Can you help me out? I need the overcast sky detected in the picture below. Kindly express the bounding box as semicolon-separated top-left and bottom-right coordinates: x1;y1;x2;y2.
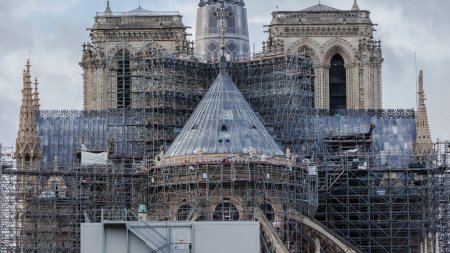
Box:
0;0;449;149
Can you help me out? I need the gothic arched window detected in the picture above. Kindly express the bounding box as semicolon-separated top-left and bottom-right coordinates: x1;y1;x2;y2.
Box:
213;202;240;221
114;49;132;109
329;54;346;112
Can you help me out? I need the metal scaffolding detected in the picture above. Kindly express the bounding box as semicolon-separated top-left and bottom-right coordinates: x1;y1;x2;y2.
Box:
105;49;316;163
0;163;146;252
1;49;450;253
147;156;319;252
315;125;450;253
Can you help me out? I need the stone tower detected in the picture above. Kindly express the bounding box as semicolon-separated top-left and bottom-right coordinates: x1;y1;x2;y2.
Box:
414;70;433;155
81;1;190;110
266;0;383;111
195;0;250;60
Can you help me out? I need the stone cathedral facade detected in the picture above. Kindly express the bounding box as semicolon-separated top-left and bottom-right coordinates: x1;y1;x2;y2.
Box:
266;1;383;111
80;1;190;111
81;1;382;112
10;1;438;252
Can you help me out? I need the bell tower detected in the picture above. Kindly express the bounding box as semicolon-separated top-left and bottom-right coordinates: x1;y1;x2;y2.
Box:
195;0;250;60
81;1;190;110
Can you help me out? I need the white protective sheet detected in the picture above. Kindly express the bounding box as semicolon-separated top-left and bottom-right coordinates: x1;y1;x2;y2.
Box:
81;151;108;165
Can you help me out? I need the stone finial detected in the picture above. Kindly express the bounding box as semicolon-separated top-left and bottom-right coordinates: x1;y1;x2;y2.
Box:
104;1;113;16
414;70;433;156
418;71;425;101
351;0;360;11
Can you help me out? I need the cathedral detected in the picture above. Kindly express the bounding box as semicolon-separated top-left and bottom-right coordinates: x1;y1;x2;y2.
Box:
2;1;446;253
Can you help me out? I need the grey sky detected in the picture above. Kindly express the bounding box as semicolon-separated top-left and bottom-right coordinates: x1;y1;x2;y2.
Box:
0;0;449;148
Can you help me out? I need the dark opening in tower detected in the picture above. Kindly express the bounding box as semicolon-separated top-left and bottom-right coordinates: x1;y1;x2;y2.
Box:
329;54;346;112
114;49;132;109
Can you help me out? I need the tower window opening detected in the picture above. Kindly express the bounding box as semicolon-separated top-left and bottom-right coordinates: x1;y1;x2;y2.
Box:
329;54;346;112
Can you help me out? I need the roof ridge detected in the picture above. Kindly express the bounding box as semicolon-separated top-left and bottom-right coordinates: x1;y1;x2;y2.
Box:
300;3;341;12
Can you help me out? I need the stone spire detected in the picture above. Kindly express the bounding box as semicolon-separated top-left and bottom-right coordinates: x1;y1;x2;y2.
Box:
351;0;360;11
104;1;113;16
32;77;40;112
414;70;433;155
15;59;41;169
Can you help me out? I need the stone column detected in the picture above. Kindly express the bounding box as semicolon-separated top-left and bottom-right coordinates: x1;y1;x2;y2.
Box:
345;63;353;109
314;237;321;253
436;232;440;253
322;64;331;110
314;65;325;109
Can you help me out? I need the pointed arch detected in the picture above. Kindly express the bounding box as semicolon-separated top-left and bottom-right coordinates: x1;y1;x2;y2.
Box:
136;42;165;58
287;38;322;65
108;43;137;59
323;38;355;64
322;38;356;110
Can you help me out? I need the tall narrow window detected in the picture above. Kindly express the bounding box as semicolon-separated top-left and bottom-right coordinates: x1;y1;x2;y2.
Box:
329;54;346;112
114;49;132;109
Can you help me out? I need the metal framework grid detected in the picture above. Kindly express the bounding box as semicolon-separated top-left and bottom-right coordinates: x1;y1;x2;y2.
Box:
105;49;316;163
0;163;146;252
315;125;450;253
147;157;318;252
1;48;450;252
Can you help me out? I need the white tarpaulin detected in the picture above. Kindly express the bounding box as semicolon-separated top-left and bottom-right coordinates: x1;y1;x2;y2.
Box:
81;152;108;165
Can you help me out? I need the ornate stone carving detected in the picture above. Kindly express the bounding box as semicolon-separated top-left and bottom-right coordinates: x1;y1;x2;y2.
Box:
268;5;382;110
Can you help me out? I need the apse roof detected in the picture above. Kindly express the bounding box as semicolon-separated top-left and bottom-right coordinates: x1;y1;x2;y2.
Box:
300;4;340;12
165;61;284;158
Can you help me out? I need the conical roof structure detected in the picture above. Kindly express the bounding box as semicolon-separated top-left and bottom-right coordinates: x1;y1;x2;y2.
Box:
165;60;284;158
